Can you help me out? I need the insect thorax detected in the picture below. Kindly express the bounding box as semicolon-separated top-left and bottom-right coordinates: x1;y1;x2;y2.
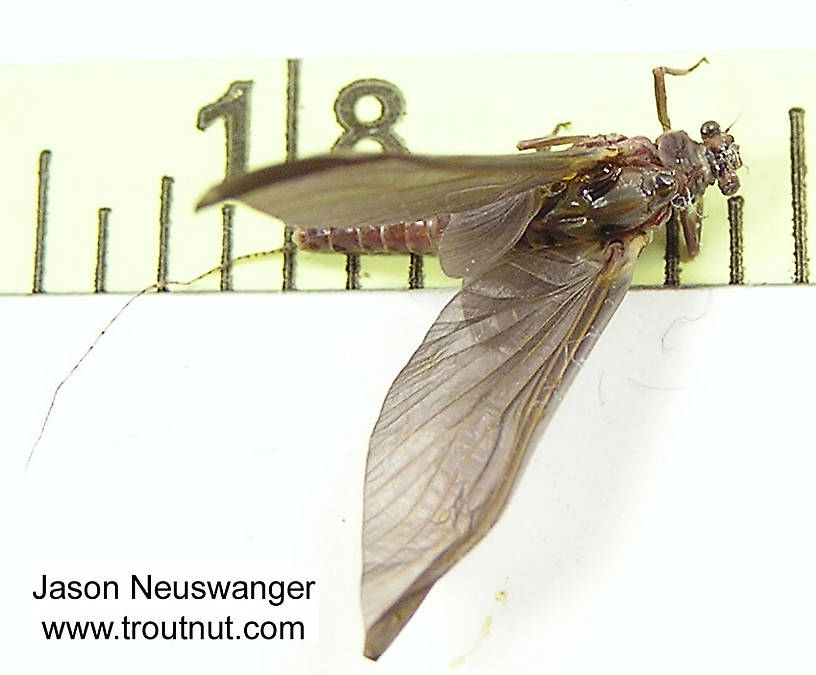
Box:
527;139;679;247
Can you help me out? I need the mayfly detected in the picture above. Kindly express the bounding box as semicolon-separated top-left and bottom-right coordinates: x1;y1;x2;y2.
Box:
197;58;741;660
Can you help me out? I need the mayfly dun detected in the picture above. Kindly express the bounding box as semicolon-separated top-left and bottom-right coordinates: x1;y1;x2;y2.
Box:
197;58;742;660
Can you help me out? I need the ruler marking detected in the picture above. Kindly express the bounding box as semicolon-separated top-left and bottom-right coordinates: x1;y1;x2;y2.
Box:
32;150;52;294
345;254;360;290
94;207;111;293
663;211;681;287
282;59;301;291
728;196;745;285
345;254;361;290
285;60;300;163
220;204;234;291
157;176;173;292
789;107;810;284
408;252;424;290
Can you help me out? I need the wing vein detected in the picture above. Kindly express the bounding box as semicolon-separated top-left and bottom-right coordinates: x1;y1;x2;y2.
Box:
364;275;592;515
363;270;598;557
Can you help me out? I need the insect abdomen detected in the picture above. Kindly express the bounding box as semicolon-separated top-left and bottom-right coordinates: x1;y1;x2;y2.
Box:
294;216;449;254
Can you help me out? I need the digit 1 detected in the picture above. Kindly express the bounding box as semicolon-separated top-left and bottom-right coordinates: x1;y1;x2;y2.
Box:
197;80;253;180
197;81;253;291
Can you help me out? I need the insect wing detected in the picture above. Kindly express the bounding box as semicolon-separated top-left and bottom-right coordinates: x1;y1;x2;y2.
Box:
361;238;644;659
437;188;543;278
195;147;617;233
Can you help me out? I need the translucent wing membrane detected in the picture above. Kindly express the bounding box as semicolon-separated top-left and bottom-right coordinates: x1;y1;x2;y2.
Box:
437;189;543;278
361;239;643;659
195;147;617;232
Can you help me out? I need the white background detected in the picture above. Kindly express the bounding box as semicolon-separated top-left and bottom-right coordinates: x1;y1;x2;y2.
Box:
3;2;816;674
3;288;816;674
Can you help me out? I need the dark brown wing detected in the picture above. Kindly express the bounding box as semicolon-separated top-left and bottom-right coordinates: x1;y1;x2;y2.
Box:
361;236;649;659
195;148;616;228
196;147;617;276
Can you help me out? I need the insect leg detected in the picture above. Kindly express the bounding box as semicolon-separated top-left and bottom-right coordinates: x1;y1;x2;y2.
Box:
679;198;705;258
550;120;572;136
652;57;708;132
517;133;590;151
517;121;589;151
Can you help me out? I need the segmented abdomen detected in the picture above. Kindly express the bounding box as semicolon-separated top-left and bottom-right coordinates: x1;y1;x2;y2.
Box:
294;215;449;254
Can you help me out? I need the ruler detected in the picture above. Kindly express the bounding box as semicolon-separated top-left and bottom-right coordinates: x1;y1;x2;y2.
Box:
2;52;812;294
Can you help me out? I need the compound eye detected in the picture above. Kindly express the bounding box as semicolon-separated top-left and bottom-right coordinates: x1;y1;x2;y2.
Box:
700;120;720;138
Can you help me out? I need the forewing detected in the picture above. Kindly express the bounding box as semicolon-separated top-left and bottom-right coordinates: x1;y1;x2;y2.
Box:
361;238;643;659
195;146;617;231
437;188;543;278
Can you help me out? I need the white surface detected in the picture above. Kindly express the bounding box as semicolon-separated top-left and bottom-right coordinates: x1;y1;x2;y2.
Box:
1;1;815;62
2;286;815;673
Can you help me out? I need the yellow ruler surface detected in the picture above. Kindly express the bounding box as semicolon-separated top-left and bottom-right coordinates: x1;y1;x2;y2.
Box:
1;52;812;294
